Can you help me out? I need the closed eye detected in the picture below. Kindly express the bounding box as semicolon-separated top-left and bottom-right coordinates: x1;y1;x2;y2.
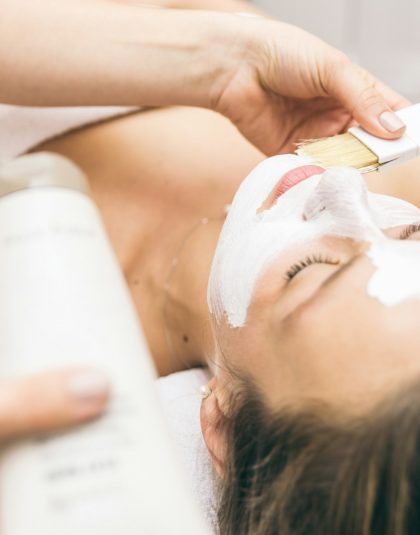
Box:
285;254;340;282
400;223;420;240
285;222;420;283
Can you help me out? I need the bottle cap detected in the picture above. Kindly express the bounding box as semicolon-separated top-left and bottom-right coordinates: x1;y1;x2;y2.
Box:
0;152;88;197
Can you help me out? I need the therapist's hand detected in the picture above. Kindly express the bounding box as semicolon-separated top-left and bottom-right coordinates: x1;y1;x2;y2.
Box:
0;369;109;439
213;17;410;155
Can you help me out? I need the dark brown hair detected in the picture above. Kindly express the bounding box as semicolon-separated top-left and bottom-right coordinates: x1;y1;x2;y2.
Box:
217;378;420;535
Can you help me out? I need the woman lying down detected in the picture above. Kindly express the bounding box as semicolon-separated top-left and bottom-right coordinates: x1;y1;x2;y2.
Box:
8;105;420;535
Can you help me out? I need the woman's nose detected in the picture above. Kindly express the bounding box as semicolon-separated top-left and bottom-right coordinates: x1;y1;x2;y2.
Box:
303;167;367;219
303;167;384;241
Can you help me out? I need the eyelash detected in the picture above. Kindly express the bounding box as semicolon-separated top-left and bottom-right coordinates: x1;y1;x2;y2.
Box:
400;223;420;240
285;254;340;281
285;224;420;282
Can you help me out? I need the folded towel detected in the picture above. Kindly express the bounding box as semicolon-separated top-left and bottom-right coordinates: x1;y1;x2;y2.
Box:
156;368;217;532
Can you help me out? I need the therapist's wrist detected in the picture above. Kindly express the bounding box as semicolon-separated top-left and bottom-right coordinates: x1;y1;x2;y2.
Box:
145;10;253;111
206;12;263;112
122;7;266;111
108;7;248;110
202;13;246;109
174;0;265;15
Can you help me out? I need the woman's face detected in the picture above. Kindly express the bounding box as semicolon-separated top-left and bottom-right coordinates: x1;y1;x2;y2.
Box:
208;155;420;413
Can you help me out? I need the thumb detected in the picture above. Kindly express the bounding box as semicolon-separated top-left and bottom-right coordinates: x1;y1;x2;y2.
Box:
325;57;406;139
0;368;110;439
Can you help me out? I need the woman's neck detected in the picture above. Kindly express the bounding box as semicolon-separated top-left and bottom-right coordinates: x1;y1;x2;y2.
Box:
164;217;224;371
140;215;224;376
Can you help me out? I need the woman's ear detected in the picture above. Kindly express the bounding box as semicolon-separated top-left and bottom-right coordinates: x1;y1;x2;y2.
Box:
200;377;227;478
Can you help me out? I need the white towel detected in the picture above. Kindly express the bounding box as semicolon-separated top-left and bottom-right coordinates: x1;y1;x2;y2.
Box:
156;368;218;532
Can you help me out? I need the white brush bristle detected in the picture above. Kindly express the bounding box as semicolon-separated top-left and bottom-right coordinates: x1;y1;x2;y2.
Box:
296;133;379;173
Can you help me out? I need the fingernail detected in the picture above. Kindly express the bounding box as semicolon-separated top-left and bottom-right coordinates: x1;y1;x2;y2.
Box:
379;111;405;133
67;371;109;400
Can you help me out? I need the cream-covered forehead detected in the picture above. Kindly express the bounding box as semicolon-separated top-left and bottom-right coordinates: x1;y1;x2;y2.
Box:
367;241;420;306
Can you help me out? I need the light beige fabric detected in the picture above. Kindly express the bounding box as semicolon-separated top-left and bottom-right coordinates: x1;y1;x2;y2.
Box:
0;104;137;161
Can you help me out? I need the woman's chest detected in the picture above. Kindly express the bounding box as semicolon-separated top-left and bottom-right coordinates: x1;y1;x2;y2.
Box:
34;106;259;270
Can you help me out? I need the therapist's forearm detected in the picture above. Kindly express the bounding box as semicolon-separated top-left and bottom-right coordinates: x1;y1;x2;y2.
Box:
0;0;244;108
152;0;265;15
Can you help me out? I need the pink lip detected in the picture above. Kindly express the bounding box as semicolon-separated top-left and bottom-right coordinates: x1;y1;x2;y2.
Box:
259;165;325;213
274;165;325;199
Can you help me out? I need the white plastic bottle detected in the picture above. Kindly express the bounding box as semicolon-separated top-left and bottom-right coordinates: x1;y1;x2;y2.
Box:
0;153;210;535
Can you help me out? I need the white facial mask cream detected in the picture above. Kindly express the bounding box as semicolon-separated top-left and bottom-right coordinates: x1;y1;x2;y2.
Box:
208;155;420;327
367;240;420;306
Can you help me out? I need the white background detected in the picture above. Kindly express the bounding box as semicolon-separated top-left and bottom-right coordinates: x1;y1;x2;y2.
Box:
252;0;420;102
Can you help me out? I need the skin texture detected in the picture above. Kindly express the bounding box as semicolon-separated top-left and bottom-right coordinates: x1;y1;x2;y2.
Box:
213;234;420;413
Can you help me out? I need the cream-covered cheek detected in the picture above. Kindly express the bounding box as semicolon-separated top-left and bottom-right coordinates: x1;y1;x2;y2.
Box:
207;156;420;328
366;241;420;306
